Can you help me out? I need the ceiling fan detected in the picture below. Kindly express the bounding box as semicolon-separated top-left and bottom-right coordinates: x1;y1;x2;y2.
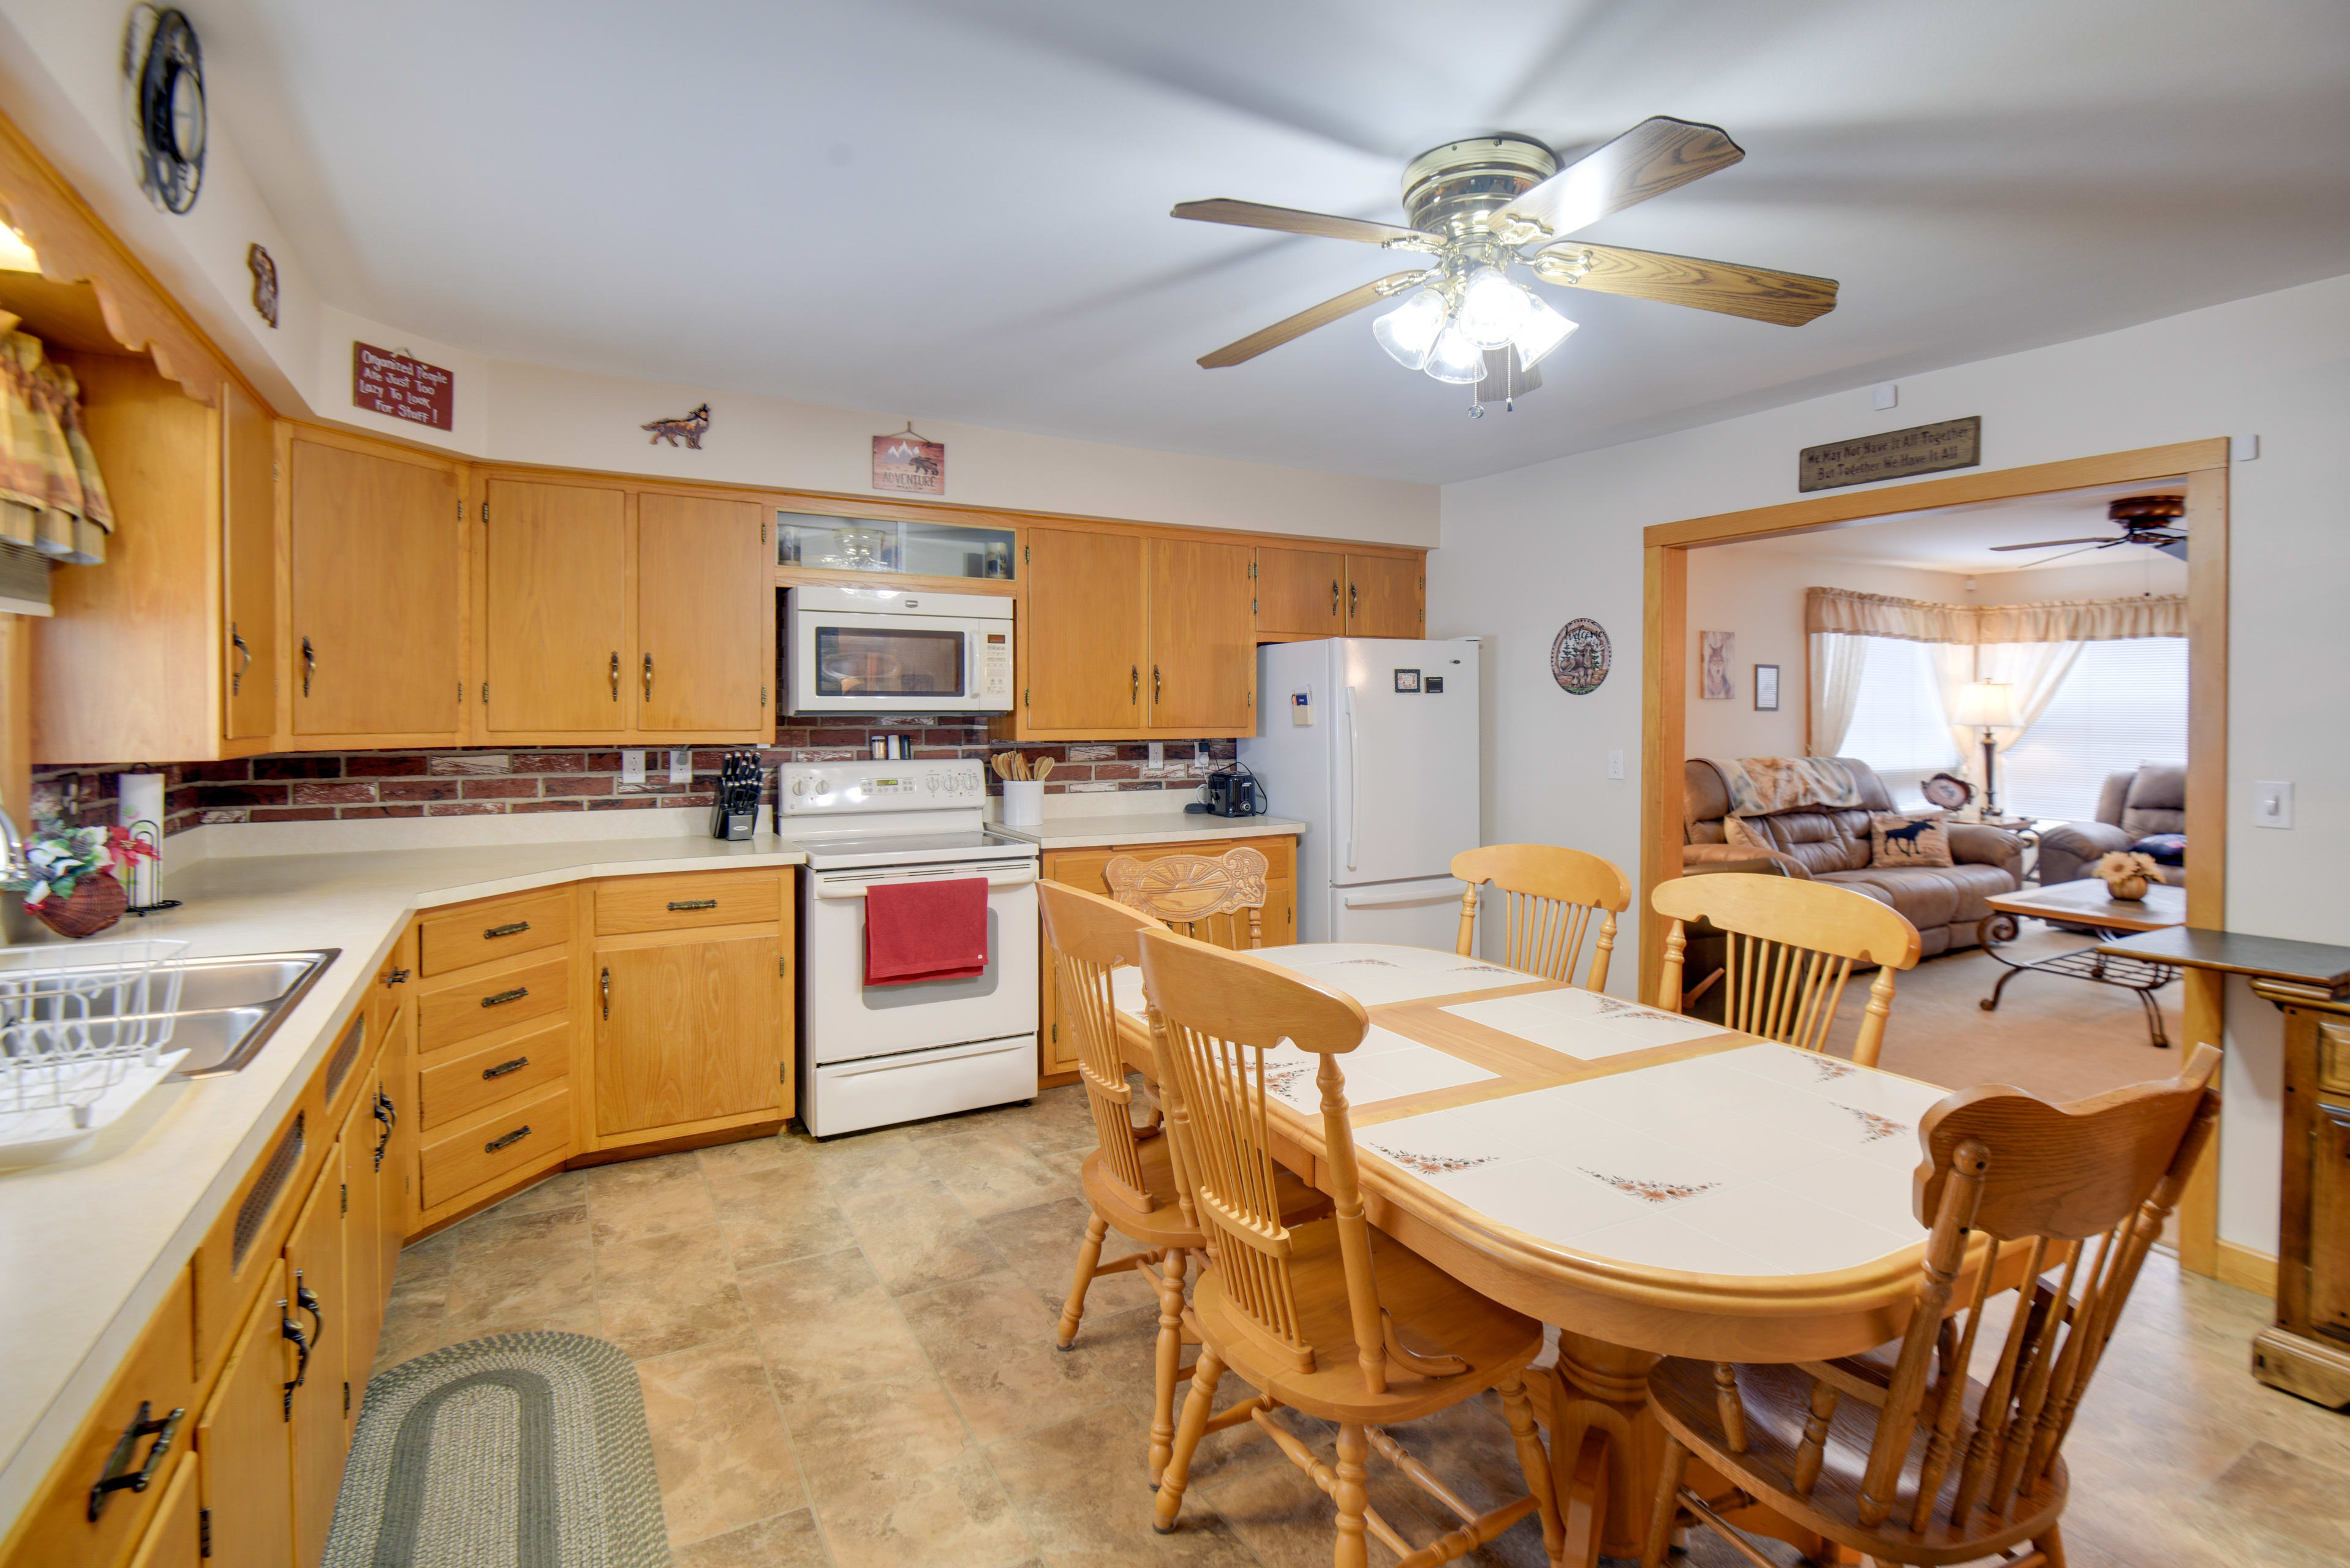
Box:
1171;116;1838;409
1991;494;2188;562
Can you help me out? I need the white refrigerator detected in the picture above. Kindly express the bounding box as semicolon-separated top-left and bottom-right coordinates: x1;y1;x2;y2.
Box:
1239;638;1480;950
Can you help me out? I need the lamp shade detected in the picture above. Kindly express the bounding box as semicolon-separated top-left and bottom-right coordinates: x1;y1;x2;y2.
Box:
1952;680;2015;729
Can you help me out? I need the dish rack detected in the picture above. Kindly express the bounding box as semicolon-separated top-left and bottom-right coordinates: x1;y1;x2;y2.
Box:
0;939;189;1157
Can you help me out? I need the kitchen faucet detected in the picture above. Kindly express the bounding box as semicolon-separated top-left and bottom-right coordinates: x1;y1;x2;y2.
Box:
0;801;29;884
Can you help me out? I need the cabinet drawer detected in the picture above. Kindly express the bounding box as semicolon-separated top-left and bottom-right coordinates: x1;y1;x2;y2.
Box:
418;956;569;1052
420;1080;572;1209
2320;1019;2350;1095
418;892;572;975
2;1269;194;1568
420;1017;571;1130
596;872;781;935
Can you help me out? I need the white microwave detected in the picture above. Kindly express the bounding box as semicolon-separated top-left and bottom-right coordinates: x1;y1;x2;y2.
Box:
785;584;1014;715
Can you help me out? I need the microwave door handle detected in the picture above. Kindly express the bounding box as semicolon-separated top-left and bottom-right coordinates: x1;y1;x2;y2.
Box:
968;630;979;698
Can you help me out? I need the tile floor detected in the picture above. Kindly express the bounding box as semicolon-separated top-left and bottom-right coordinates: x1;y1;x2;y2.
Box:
373;1083;2349;1568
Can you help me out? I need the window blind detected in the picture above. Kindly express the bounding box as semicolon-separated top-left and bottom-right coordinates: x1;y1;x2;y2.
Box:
1999;638;2188;820
1837;636;1959;810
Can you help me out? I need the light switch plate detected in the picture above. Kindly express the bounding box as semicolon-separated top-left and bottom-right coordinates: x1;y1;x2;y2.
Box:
668;748;692;785
1148;742;1163;769
1872;382;1899;411
2253;780;2293;828
1607;748;1625;780
620;749;646;785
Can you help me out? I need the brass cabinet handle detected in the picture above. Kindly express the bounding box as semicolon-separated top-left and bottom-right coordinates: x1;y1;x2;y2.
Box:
1331;579;1340;617
1130;665;1139;704
85;1402;184;1521
481;1056;530;1080
667;899;717;911
600;965;611;1021
300;636;315;697
1349;581;1359;619
484;1125;533;1155
372;1089;393;1170
1153;665;1162;703
279;1298;311;1401
479;986;528;1008
610;650;621;701
483;921;530;939
383;967;410;987
642;652;654;700
230;625;252;694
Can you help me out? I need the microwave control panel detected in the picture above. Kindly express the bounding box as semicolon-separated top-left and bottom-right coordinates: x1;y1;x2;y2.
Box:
779;760;989;815
980;630;1013;701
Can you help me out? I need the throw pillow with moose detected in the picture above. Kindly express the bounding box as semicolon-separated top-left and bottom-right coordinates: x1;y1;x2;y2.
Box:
1870;812;1954;868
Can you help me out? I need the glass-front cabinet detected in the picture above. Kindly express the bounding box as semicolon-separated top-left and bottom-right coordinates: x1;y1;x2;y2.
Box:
776;510;1016;581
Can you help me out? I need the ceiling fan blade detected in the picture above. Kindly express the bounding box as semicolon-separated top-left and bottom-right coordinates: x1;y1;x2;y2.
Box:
1172;199;1440;249
1196;270;1429;368
1492;116;1744;243
1529;242;1837;326
1988;537;2126;551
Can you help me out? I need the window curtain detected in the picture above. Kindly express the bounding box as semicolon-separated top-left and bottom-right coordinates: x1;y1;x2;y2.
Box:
0;329;113;565
1807;632;1870;756
1806;586;2185;643
1932;640;2087;791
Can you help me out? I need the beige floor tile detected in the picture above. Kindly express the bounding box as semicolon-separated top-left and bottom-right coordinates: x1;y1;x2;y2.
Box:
671;1506;830;1568
440;1205;595;1338
637;1333;807;1549
586;1150;717;1245
788;1373;979;1503
597;1223;752;1359
922;1128;1082;1219
807;1128;938;1197
369;1273;448;1377
810;1450;1033;1568
707;1159;858;1273
897;1272;1127;1442
387;1227;459;1284
986;1402;1259;1568
697;1132;816;1178
739;1246;932;1406
842;1178;1006;1295
978;1194;1161;1324
481;1164;593;1216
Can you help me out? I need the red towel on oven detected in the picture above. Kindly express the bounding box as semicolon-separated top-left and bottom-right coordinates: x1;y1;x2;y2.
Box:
864;876;990;986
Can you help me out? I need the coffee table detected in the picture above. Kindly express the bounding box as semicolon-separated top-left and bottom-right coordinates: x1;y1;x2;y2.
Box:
1980;878;2186;1046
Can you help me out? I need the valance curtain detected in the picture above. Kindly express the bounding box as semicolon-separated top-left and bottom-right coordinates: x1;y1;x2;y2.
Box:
0;326;113;565
1804;586;2186;643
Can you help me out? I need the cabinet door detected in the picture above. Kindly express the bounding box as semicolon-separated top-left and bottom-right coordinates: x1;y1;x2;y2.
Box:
1148;538;1255;730
637;492;768;733
289;440;461;737
482;480;629;734
221;380;276;739
2311;1102;2350;1339
595;935;784;1135
1256;546;1344;637
339;1093;388;1404
283;1165;348;1568
196;1262;295;1568
1345;554;1422;638
125;1453;202;1568
1025;528;1146;730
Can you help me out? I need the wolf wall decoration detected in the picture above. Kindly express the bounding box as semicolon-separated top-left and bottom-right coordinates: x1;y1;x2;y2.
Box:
642;402;712;448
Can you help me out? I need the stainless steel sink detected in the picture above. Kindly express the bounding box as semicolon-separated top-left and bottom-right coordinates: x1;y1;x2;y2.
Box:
142;950;339;1077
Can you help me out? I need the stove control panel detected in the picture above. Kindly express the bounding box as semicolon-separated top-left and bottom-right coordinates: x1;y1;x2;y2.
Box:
779;759;989;815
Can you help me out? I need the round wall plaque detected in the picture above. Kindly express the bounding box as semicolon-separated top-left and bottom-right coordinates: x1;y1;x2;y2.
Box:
1550;618;1611;694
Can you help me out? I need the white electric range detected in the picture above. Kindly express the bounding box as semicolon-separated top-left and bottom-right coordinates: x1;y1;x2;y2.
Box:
780;759;1040;1137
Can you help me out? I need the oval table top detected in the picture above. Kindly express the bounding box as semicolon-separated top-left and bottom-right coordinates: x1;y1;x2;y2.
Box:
1110;940;1961;1364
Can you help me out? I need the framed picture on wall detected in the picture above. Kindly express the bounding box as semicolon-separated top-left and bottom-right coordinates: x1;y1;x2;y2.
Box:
1699;631;1734;699
1755;663;1780;710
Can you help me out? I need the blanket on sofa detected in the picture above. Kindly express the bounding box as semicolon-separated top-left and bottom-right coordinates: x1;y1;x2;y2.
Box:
1707;756;1865;816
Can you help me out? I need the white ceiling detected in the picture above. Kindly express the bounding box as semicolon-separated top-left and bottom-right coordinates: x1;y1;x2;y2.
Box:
1744;480;2190;571
194;0;2350;484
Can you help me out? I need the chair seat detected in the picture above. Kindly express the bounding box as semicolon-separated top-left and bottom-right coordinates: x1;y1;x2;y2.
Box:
1194;1217;1544;1426
1649;1354;2068;1567
1082;1127;1329;1252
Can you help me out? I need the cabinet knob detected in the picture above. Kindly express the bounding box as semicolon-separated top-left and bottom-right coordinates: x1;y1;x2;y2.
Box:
610;651;621;701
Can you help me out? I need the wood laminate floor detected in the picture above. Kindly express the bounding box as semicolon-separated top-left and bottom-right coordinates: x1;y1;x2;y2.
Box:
375;1078;2345;1568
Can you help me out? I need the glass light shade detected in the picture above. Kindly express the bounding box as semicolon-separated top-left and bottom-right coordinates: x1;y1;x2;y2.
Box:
1952;680;2015;729
1370;287;1446;370
1457;265;1530;349
1513;295;1579;371
0;227;37;274
1422;322;1486;383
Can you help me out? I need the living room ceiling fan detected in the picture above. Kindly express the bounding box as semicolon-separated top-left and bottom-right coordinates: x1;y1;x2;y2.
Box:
1991;494;2188;562
1171;116;1838;410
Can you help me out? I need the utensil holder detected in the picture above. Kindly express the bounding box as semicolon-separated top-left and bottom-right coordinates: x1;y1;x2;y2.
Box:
1000;780;1044;827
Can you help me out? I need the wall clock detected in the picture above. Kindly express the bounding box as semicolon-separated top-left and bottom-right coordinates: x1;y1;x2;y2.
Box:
124;7;206;214
1550;617;1611;694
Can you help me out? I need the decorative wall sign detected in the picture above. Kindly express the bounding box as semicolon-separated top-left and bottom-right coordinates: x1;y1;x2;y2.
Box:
352;342;453;430
872;421;945;494
1549;617;1611;694
1799;416;1981;492
1699;631;1734;699
1753;663;1780;711
641;402;711;448
246;243;278;326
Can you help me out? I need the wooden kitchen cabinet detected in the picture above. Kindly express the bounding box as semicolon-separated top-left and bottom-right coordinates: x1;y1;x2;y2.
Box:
594;932;785;1136
1148;537;1255;730
194;1264;296;1568
123;1453;202;1568
287;432;464;744
282;1163;349;1568
337;1091;390;1417
222;379;279;740
1343;553;1423;638
479;478;630;736
1255;545;1345;637
637;492;772;737
1022;527;1147;733
2254;983;2350;1408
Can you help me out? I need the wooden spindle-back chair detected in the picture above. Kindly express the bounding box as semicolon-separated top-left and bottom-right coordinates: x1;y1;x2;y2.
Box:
1451;843;1632;990
1035;881;1324;1485
1639;1044;2222;1568
1139;929;1565;1568
1105;846;1271;949
1651;871;1922;1068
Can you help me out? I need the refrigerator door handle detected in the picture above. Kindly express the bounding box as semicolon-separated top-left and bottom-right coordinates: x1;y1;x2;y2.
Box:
1342;684;1359;872
1339;886;1464;910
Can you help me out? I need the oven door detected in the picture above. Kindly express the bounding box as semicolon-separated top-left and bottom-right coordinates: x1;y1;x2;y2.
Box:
804;859;1039;1063
786;606;1013;715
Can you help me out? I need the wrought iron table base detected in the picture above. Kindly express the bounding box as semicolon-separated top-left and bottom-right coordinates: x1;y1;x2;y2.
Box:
1979;911;2178;1047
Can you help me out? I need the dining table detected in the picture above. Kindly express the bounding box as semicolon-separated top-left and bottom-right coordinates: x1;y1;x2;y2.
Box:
1107;940;1960;1568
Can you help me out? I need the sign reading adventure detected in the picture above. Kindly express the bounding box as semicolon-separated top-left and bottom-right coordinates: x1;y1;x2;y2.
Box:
352;343;454;431
871;423;945;495
1799;416;1980;492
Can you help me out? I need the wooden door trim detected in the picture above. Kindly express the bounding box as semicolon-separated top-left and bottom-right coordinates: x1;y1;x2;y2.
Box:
1639;438;2231;1276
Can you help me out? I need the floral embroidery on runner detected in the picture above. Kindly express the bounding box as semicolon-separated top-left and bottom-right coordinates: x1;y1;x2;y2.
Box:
1839;1106;1906;1142
1326;959;1403;968
1261;1063;1316;1101
1579;1168;1720;1205
1590;996;1686;1026
1451;963;1518;976
1372;1144;1500;1177
1805;1055;1859;1082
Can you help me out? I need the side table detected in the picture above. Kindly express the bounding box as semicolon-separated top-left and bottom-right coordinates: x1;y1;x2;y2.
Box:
1979;879;2186;1047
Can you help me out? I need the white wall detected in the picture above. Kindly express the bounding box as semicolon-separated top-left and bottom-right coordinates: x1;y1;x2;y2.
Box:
1432;271;2350;1256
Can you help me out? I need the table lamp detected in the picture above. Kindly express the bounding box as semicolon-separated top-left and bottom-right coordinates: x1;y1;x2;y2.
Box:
1951;680;2014;818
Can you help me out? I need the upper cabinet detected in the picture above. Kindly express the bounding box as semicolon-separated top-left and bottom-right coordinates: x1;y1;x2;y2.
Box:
1258;545;1422;640
287;434;464;743
635;493;769;737
1022;527;1146;733
1147;537;1255;731
1343;552;1424;638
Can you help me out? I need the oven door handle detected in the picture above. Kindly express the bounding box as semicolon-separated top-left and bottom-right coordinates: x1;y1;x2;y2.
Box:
815;869;1038;900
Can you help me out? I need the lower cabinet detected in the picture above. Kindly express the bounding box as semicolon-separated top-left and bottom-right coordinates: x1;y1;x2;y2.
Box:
194;1261;297;1568
594;935;785;1135
284;1164;349;1568
124;1456;202;1568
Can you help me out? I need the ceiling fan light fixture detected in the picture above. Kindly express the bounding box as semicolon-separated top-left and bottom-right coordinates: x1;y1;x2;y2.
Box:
1513;295;1579;371
1457;265;1529;349
1423;322;1486;383
1371;287;1447;370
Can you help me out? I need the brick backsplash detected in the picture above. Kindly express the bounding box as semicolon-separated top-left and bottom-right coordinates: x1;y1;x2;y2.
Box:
30;720;1241;836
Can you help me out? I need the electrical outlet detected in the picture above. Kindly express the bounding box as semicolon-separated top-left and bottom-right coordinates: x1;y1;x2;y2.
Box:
2253;780;2293;828
1607;748;1625;780
668;748;692;785
620;749;646;785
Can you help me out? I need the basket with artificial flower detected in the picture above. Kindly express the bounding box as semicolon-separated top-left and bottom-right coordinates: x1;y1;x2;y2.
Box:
5;825;158;938
2091;849;2163;902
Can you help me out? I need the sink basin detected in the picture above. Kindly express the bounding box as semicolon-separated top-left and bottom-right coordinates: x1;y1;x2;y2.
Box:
146;950;340;1077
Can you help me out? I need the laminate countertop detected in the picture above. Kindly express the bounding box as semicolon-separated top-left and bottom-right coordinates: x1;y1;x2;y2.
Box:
985;810;1309;851
0;832;808;1528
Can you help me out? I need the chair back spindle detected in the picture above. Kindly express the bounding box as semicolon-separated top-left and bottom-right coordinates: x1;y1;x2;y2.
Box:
1105;848;1271;950
1451;844;1631;990
1038;881;1175;1212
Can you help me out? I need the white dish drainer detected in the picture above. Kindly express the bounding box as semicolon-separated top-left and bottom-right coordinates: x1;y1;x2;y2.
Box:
0;940;191;1155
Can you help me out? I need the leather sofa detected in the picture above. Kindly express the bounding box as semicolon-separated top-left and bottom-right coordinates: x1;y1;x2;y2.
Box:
1682;757;2025;957
2036;764;2186;887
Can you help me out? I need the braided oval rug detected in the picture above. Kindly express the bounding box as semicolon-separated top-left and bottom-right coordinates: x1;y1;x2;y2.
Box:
325;1332;671;1568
